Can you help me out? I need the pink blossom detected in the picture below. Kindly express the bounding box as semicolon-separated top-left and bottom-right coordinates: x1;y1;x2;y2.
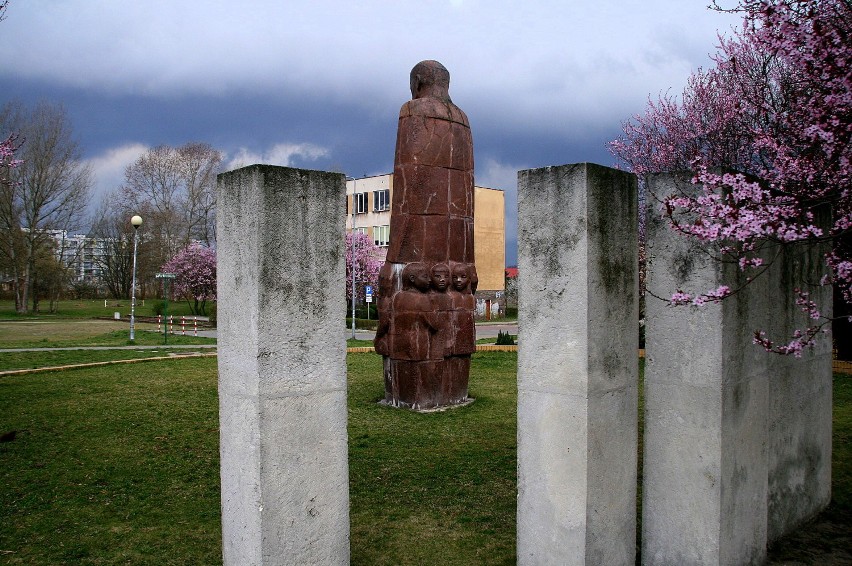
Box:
161;243;217;316
611;0;850;355
1;134;22;184
346;232;384;302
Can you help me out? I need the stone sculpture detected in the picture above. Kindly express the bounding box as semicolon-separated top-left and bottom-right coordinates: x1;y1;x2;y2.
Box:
375;60;476;410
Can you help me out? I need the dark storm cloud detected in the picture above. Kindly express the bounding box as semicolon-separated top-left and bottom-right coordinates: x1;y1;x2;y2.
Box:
0;1;743;263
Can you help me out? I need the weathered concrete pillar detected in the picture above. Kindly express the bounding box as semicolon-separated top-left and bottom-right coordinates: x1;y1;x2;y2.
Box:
517;163;638;565
764;217;833;543
216;165;349;566
643;172;832;564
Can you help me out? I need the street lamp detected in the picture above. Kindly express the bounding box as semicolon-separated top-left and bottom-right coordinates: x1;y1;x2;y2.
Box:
129;215;143;342
349;177;357;340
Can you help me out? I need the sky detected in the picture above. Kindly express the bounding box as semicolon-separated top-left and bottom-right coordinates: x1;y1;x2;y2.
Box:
0;1;743;265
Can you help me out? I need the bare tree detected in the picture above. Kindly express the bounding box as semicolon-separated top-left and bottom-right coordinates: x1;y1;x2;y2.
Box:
121;142;221;277
177;142;219;246
89;193;139;300
0;101;92;313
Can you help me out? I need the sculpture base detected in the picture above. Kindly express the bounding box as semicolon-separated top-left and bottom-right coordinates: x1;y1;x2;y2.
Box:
382;356;471;410
378;396;475;413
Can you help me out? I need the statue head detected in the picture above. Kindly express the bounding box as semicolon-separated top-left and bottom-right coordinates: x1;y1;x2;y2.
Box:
451;263;470;292
469;264;479;294
410;60;451;102
402;262;431;293
430;263;450;292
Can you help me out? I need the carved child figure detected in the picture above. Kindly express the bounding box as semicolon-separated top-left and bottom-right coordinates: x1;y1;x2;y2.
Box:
384;263;443;407
449;262;476;356
390;263;437;361
430;263;453;357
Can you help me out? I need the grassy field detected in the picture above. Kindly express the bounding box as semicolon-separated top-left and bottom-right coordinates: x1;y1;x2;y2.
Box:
0;299;202;320
0;323;216;350
0;353;518;565
347;352;517;565
0;349;215;373
0;320;849;564
0;358;222;564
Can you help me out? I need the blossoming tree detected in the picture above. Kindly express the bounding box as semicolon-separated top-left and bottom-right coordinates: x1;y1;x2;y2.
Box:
346;231;383;304
161;243;216;316
610;0;851;356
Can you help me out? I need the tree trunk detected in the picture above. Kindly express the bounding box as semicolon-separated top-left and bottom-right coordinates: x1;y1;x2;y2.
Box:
18;258;30;314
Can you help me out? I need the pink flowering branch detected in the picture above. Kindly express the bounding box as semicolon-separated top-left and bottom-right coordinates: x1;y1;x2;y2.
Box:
1;134;23;185
610;0;850;356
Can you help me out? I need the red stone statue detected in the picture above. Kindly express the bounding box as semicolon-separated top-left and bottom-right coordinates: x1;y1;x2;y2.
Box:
376;60;476;410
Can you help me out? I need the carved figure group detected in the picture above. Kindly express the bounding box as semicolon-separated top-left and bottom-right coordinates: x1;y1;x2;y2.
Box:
375;261;477;408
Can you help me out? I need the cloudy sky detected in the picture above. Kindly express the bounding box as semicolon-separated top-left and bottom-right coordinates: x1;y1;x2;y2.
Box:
0;1;743;264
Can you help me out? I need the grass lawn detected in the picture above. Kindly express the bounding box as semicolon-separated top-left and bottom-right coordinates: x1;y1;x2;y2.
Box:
0;323;216;350
0;299;201;320
0;349;215;373
0;352;849;564
0;358;222;565
347;352;517;565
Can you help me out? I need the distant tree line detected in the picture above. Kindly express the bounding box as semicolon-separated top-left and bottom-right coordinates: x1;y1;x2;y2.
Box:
0;96;223;314
90;142;222;306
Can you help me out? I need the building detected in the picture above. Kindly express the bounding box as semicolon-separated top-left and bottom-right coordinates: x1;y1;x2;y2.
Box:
346;174;506;318
45;230;109;283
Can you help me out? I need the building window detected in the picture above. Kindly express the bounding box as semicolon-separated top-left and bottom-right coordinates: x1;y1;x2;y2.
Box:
374;225;390;247
373;189;390;211
353;227;368;236
354;192;368;214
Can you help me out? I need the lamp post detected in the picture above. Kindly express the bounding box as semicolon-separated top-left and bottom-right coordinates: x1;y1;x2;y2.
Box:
350;177;357;340
129;215;143;342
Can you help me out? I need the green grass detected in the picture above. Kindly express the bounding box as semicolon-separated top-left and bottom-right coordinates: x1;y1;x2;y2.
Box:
0;358;222;564
833;373;852;510
0;349;213;373
0;351;848;564
0;325;215;349
347;352;517;565
0;299;202;320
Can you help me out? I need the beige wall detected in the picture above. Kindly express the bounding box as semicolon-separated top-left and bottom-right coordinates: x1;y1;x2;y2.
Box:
346;174;505;292
473;186;505;292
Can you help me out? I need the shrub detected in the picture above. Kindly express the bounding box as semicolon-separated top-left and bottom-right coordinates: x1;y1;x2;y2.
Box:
495;330;515;345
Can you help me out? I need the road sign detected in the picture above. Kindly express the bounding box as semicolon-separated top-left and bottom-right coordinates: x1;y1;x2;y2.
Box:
365;285;373;303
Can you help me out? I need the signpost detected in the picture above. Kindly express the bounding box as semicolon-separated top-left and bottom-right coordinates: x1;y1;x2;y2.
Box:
156;273;176;344
365;285;373;320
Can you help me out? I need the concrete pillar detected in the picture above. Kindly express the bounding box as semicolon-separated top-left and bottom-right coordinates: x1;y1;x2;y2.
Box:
643;172;832;564
517;163;638;565
216;165;349;566
765;224;833;543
